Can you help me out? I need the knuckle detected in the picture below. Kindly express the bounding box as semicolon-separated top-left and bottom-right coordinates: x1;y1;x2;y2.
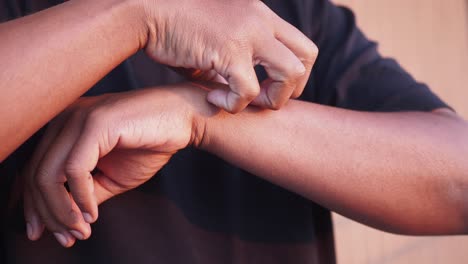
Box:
284;61;306;79
305;41;319;62
251;0;272;18
228;67;259;102
239;88;259;102
291;89;303;99
64;161;84;181
35;169;52;191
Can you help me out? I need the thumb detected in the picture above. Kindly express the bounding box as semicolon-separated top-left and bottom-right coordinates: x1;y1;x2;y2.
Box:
92;172;123;206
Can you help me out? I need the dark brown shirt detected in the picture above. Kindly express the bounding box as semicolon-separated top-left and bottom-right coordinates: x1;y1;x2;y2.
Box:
0;1;448;263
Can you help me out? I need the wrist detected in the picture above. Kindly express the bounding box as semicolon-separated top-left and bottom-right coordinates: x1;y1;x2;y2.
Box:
177;84;221;150
135;0;163;51
111;0;150;50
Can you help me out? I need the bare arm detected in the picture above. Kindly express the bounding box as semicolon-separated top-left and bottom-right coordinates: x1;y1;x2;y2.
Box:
0;0;317;161
0;0;147;161
25;84;468;247
199;89;468;235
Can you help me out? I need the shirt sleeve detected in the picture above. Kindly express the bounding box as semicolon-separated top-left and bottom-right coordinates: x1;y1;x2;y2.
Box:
299;0;451;112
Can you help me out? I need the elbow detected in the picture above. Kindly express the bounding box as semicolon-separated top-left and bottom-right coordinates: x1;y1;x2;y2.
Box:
431;110;468;234
444;169;468;235
377;164;468;236
427;148;468;235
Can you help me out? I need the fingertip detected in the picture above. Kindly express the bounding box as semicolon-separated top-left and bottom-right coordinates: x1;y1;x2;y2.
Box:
26;213;45;241
252;80;290;110
207;89;251;114
207;89;229;112
73;221;92;240
53;232;68;247
54;231;76;248
26;222;33;240
69;230;84;240
83;212;97;224
70;227;92;241
37;223;45;239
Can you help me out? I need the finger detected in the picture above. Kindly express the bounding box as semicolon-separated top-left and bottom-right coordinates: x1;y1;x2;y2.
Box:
273;18;319;98
92;171;119;205
64;117;109;224
253;40;305;109
29;169;79;247
23;187;44;241
35;114;92;239
23;113;70;240
30;185;78;247
208;58;260;113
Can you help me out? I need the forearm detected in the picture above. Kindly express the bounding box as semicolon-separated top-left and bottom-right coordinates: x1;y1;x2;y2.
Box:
197;94;468;235
0;0;147;160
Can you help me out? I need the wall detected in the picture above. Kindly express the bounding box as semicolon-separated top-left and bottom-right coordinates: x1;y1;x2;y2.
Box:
331;1;468;263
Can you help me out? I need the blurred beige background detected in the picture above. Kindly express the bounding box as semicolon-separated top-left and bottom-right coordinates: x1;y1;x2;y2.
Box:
331;0;468;263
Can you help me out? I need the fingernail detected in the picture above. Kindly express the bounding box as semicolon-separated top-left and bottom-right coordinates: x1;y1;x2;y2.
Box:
29;214;43;240
69;230;84;240
26;222;33;240
83;212;93;223
53;232;68;247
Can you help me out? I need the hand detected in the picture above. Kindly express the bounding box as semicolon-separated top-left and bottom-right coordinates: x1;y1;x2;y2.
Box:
23;84;209;247
141;0;318;112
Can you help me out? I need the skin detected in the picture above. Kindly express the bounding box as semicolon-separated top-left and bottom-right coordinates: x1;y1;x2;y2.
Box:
23;82;468;248
0;0;317;162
